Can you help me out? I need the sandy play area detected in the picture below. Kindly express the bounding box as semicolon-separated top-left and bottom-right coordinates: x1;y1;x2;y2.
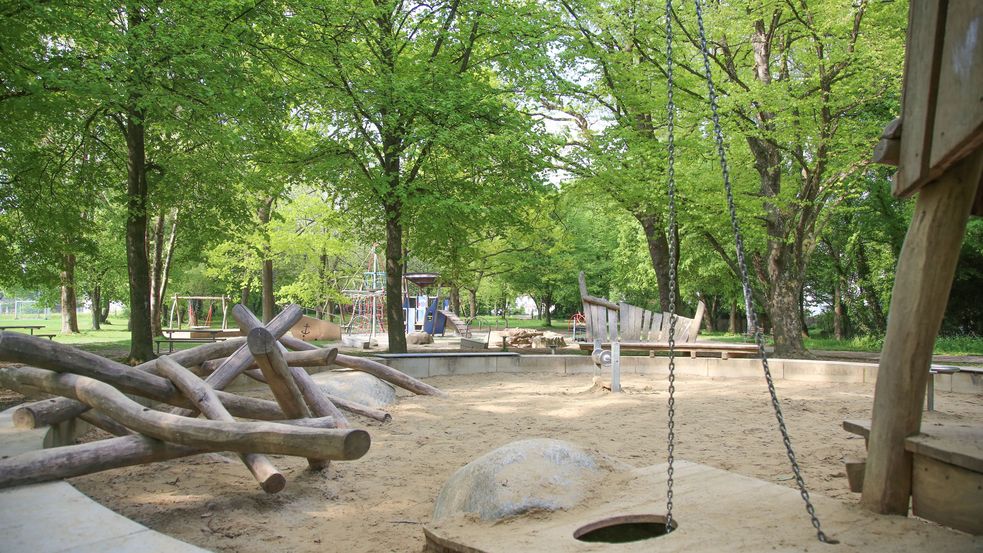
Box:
68;370;983;552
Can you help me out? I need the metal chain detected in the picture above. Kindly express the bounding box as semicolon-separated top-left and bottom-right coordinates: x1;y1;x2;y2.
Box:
663;0;679;535
689;0;831;543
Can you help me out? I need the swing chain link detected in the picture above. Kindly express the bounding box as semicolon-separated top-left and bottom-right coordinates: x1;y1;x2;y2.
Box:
663;0;678;534
688;0;831;543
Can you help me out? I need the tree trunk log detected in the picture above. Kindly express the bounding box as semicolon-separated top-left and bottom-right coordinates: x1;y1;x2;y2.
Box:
0;434;206;489
157;356;285;493
247;328;329;470
1;366;370;459
90;285;101;331
280;335;445;397
233;305;348;429
385;199;407;353
205;305;302;390
199;347;339;376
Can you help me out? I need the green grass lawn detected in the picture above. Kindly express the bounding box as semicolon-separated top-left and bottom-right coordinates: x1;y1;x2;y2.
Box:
3;315;979;357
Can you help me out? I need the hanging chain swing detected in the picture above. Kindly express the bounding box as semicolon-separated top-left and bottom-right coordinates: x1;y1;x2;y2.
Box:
661;0;833;543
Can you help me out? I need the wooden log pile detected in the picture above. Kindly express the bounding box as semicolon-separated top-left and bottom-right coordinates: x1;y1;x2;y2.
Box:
0;304;444;493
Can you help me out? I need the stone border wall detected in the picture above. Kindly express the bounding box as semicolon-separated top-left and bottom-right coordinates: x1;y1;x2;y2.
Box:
377;354;983;395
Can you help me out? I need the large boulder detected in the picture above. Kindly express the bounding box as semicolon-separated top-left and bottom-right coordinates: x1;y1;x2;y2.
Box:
407;331;434;345
314;370;397;408
432;439;613;522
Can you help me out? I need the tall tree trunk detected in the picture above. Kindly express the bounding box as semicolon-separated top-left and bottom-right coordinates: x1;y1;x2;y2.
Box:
149;209;178;336
124;104;154;363
728;298;738;334
450;286;461;315
384;199;407;353
833;278;844;340
101;303;111;324
636;212;676;312
257;197;275;323
149;212;164;336
90;285;101;330
543;290;553;327
60;253;80;334
855;241;887;333
766;273;808;357
466;288;478;319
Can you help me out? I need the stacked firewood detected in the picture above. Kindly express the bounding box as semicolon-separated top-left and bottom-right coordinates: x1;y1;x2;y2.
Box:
0;304;444;493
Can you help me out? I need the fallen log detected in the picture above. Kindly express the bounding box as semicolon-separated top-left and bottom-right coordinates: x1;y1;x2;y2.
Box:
78;409;132;436
0;366;370;459
12;338;248;429
321;392;392;423
0;434;207;489
199;347;340;378
157;356;286;494
280;335;446;397
13;397;89;430
1;365;294;423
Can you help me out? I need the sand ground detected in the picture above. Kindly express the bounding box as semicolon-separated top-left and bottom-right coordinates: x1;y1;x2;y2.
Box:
69;371;983;552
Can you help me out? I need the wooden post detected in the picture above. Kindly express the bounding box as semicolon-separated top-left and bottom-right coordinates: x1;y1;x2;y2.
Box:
157;356;286;494
862;150;983;514
233;305;349;429
247;327;330;470
206;305;302;390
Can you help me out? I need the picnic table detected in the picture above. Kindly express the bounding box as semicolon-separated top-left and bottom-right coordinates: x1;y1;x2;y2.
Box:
0;324;45;335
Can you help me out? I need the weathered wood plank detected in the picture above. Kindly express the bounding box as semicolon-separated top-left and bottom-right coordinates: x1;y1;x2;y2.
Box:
894;0;947;196
910;454;983;535
929;0;983;172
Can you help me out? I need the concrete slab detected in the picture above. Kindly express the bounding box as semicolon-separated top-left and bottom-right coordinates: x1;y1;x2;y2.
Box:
951;371;983;394
707;358;770;379
783;360;866;383
0;483;146;553
424;460;983;552
60;530;211;553
516;355;566;373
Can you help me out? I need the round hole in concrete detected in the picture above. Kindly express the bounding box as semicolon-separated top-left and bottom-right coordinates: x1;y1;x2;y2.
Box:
573;514;676;544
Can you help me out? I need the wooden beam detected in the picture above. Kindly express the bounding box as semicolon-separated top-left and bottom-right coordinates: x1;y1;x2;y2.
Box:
862;149;983;514
157;356;286;494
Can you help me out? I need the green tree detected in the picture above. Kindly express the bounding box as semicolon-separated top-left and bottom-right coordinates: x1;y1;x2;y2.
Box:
275;0;553;352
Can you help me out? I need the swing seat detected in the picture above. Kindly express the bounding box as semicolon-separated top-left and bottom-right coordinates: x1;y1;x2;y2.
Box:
577;272;758;359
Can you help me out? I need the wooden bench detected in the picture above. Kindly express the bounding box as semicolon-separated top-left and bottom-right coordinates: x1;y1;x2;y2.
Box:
34;333;56;340
576;272;758;360
843;418;983;535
